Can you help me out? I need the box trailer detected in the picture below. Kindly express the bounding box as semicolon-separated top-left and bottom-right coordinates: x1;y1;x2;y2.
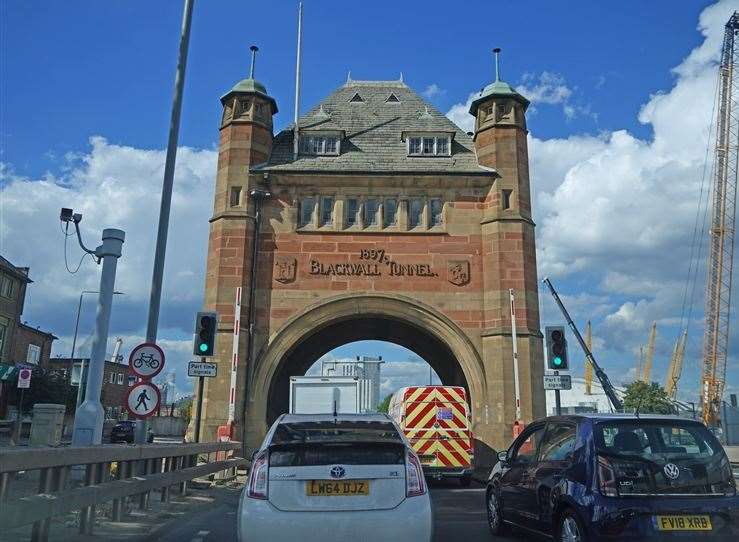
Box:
289;376;361;414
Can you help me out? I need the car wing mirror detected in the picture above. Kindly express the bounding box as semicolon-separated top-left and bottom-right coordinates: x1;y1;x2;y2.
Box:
497;450;508;464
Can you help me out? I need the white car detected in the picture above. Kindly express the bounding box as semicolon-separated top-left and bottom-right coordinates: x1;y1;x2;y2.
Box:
237;413;433;542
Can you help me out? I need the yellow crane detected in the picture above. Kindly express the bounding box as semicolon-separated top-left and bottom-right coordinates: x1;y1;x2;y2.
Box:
665;330;687;400
584;321;593;394
702;12;738;426
642;322;657;383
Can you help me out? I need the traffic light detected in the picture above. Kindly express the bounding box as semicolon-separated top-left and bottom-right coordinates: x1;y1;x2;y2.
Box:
545;326;569;370
194;312;217;356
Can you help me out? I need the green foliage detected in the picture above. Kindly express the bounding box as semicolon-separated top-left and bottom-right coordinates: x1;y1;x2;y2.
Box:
377;393;393;414
175;395;193;423
622;381;674;415
10;367;77;413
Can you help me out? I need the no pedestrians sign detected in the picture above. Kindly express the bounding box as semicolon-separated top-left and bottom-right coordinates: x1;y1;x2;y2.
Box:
126;381;161;418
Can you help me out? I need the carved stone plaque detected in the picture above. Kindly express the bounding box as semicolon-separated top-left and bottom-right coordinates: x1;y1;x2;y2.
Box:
447;260;470;286
274;257;297;284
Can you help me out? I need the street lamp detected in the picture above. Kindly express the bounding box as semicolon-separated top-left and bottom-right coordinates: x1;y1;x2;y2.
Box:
71;290;124;406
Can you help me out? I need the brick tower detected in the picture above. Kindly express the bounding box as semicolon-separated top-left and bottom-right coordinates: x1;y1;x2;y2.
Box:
469;49;545;434
193;46;277;441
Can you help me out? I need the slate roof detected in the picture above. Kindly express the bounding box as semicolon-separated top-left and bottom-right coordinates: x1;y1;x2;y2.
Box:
255;80;488;174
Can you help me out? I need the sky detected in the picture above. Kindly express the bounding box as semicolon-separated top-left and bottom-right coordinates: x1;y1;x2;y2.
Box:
1;0;738;406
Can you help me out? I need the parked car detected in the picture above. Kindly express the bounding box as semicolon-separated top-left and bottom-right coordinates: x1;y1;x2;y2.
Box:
110;420;154;443
237;413;433;542
486;414;739;541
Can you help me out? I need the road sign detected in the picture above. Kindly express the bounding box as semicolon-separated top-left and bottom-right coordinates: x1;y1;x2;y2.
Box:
543;374;572;390
17;367;31;389
129;342;165;379
188;361;217;378
126;381;161;418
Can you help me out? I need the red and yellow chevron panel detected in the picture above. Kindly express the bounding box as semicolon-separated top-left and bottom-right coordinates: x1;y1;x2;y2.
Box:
401;386;473;469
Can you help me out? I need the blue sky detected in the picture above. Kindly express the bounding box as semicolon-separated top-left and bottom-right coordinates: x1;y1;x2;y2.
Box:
2;0;738;406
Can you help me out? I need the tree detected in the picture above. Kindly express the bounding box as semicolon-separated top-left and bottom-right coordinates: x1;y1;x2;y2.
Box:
622;381;674;414
377;393;393;414
175;395;193;423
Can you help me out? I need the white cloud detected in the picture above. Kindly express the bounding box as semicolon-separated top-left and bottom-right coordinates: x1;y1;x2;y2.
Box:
1;137;216;394
518;71;572;105
421;83;446;99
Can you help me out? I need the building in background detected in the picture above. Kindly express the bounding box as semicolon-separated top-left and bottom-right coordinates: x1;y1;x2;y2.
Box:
0;256;57;418
322;356;384;412
49;357;134;419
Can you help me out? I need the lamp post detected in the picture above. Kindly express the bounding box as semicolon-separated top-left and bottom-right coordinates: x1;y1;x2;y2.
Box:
72;290;124;407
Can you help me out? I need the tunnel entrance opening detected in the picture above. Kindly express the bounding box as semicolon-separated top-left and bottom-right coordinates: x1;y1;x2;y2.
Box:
265;315;469;425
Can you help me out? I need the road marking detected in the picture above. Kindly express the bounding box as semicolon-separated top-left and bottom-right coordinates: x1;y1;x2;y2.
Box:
191;530;210;542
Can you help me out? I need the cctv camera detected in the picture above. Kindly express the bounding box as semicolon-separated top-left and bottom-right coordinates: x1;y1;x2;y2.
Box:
60;208;73;222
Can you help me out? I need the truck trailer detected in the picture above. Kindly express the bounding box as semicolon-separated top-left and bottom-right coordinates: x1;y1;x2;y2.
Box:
288;376;361;414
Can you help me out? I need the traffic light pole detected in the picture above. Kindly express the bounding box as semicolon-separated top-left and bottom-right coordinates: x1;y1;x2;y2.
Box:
194;357;205;443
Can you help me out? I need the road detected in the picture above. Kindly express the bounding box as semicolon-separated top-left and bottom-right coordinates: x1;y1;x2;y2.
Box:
151;481;522;542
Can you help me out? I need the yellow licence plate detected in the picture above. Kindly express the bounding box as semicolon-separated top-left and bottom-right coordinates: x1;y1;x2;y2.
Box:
656;515;712;531
306;480;369;497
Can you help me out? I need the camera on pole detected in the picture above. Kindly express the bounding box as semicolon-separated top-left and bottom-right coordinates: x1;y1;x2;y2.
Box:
545;325;569;370
194;312;217;356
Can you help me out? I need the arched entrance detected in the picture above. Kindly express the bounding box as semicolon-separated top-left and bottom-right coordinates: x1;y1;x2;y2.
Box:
245;294;486;448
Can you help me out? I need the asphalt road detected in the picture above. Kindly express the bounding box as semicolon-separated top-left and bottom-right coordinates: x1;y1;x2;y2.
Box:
150;481;523;542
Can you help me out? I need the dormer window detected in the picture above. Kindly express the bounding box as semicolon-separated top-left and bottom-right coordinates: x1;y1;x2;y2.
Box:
386;93;400;103
349;93;364;103
406;133;452;157
300;134;340;156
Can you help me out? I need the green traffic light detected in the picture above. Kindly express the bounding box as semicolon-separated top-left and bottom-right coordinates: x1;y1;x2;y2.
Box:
553;356;563;367
199;343;208;353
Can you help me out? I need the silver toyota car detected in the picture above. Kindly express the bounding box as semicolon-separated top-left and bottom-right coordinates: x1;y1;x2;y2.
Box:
237;413;433;542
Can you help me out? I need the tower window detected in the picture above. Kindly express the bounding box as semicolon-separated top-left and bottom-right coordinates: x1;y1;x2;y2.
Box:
300;135;340;156
384;198;398;227
299;198;315;227
502;189;513;210
320;197;334;226
229;186;242;208
409;198;423;228
430;198;443;226
364;199;379;226
345;198;359;227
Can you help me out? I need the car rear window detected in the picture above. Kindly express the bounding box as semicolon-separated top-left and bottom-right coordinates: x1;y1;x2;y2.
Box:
271;421;403;445
269;442;405;467
595;420;719;458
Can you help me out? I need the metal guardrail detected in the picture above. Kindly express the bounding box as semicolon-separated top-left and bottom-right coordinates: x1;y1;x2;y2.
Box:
0;441;245;542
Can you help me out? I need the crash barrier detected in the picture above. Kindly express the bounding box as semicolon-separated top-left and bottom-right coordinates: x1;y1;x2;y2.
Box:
0;441;245;542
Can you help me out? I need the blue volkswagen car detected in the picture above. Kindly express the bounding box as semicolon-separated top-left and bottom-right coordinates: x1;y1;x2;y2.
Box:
486;414;739;541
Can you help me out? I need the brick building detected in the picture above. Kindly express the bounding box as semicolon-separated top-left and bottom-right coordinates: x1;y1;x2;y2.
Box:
0;256;56;417
195;54;544;456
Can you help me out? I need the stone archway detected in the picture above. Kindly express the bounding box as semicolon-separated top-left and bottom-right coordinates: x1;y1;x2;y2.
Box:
244;293;486;448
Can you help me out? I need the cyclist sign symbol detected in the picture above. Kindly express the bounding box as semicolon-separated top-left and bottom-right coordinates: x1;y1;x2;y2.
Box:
128;342;165;379
126;382;161;419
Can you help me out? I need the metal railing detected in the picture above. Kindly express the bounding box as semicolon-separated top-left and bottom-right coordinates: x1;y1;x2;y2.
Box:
0;441;245;542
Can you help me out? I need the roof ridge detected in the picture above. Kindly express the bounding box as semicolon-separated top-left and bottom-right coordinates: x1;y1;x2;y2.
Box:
343;80;408;88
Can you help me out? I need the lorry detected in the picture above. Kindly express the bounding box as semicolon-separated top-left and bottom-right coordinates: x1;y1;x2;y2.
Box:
288;376;361;414
388;385;474;486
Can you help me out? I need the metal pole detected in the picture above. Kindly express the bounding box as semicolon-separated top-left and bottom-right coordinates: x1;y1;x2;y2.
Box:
72;229;125;446
293;0;304;158
555;389;561;416
509;289;522;422
194;375;204;443
240;189;269;455
138;0;195;444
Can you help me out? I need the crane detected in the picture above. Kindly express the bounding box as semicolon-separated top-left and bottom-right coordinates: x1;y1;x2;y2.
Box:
665;330;687;400
642;322;657;383
584;321;593;395
702;12;739;427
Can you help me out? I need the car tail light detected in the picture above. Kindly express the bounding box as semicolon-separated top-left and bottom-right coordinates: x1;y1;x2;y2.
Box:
406;450;426;497
597;455;619;497
247;451;269;500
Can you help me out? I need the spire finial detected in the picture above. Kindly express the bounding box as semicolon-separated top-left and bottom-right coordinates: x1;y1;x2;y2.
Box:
249;45;259;79
399;71;404;83
347;70;352;83
493;47;501;82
